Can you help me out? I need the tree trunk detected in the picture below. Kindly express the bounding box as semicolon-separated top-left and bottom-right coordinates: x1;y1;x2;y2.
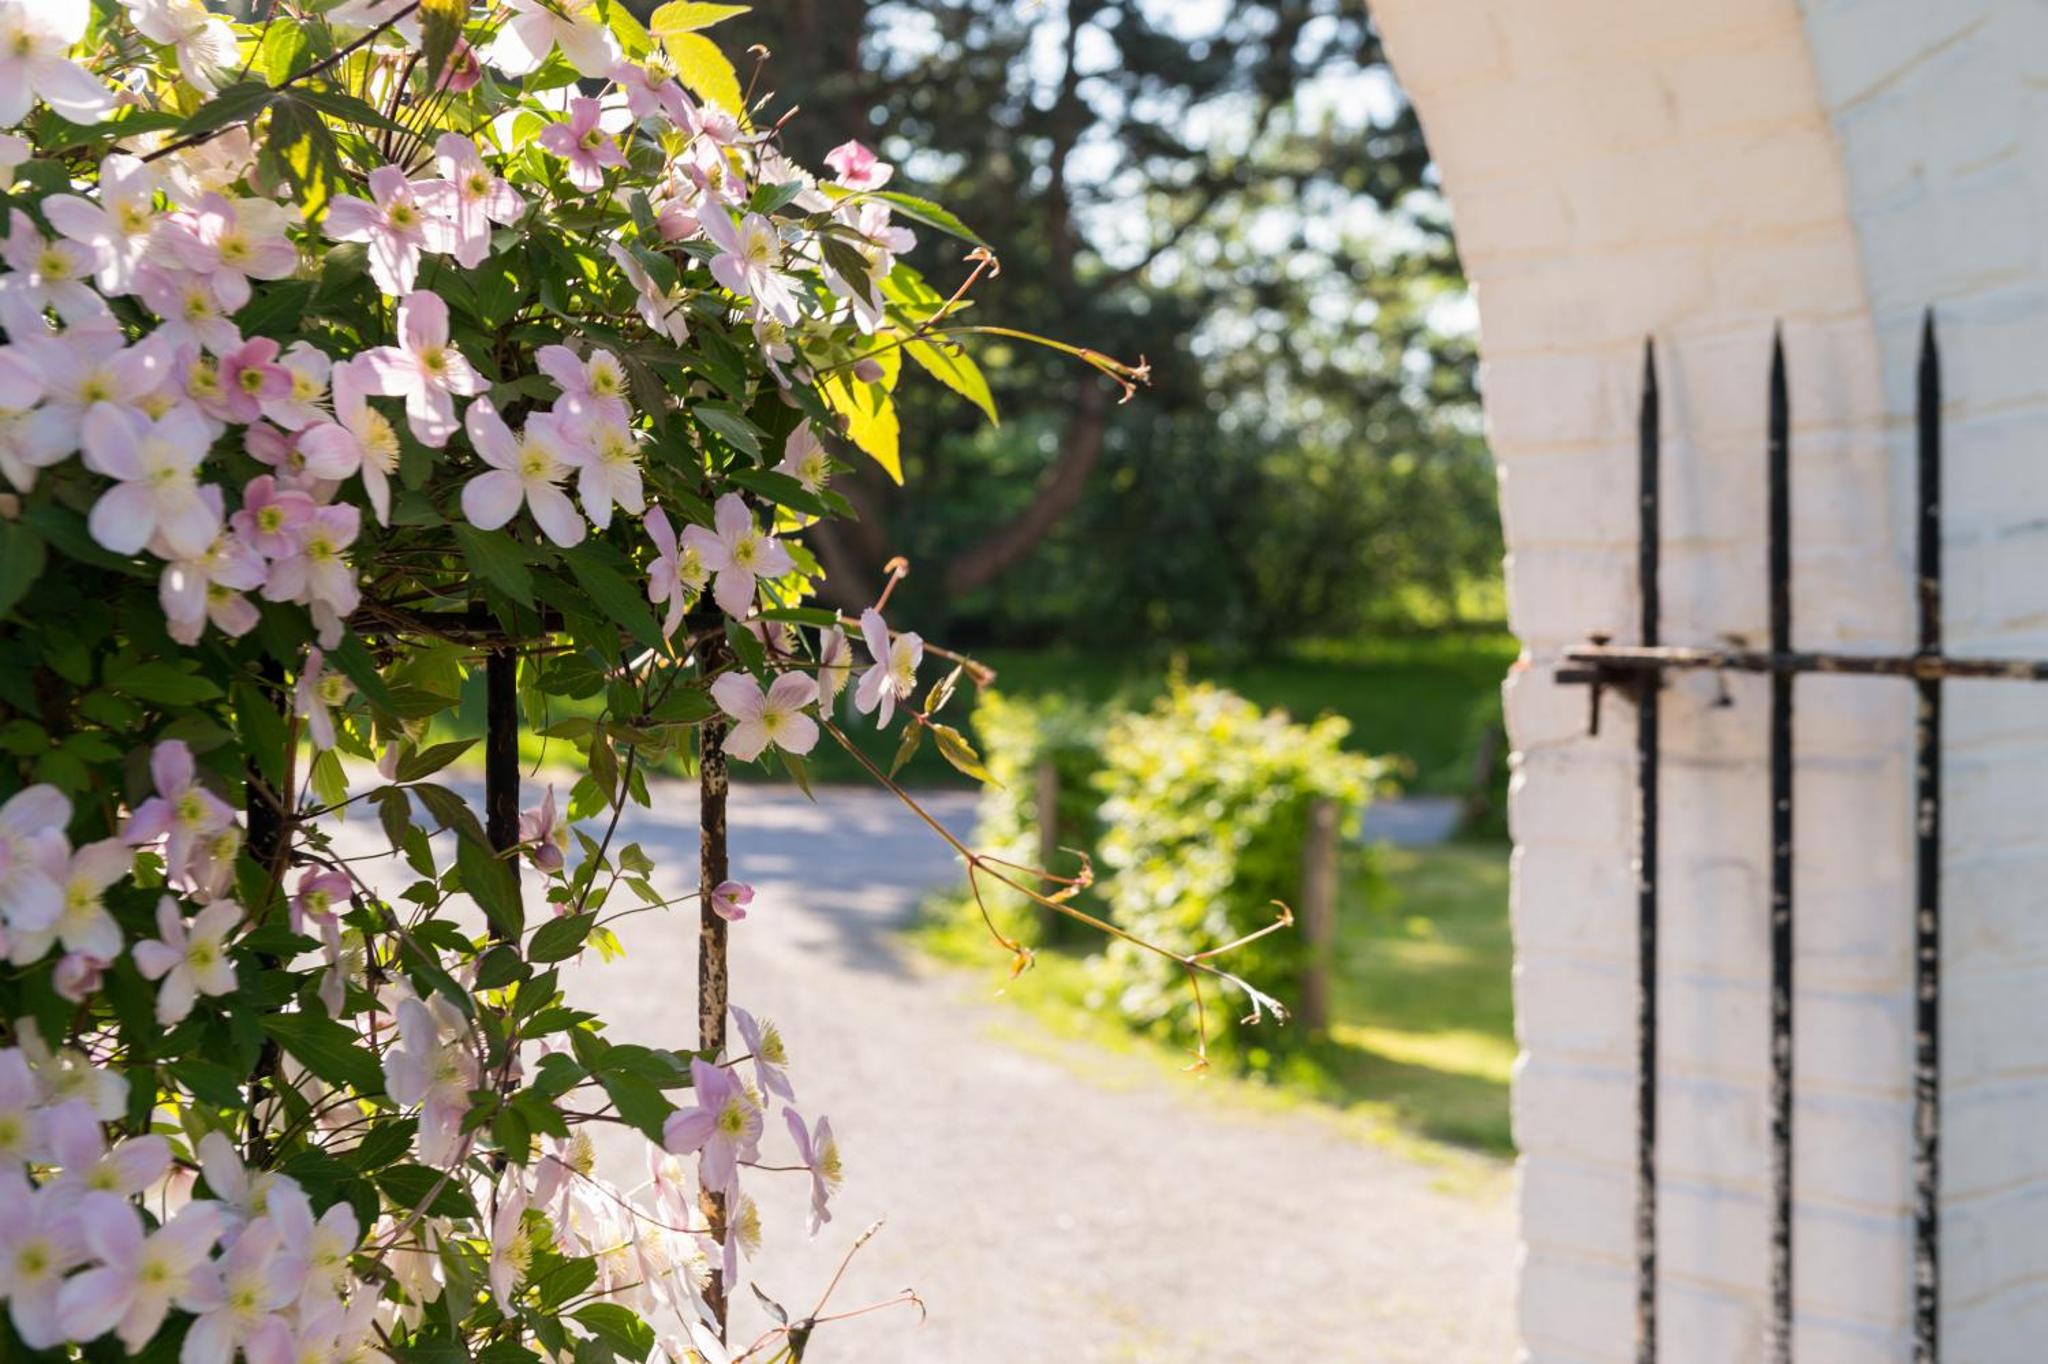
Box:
943;380;1107;596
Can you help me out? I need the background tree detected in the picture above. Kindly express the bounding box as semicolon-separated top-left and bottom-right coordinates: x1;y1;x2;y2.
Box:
689;0;1497;647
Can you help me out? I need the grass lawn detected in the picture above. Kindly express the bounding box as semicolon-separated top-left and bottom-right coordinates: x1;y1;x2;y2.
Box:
437;631;1517;798
913;839;1515;1159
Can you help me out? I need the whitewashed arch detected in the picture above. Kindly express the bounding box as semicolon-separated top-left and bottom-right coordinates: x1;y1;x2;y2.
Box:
1369;2;2048;1359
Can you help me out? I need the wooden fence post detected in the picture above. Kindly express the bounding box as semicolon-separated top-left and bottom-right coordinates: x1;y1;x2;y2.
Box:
1299;798;1340;1034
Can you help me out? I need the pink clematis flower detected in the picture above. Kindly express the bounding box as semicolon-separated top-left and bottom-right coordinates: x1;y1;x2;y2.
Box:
124;740;235;884
357;290;481;447
822;202;915;334
518;785;571;874
262;504;361;647
291;647;354;753
0;0;116;128
290;868;351;934
702;208;801;325
326;165;436;296
776;421;830;494
298;358;400;523
0;218;105;335
52;952;108;1003
484;0;620;78
217;337;296;424
729;1004;792;1101
538;344;631;426
80;404;220;559
126;0;238;95
176;1215;303;1364
682;493;793;618
0;1171;89;1347
0;785;70;945
159;521;265;646
43;153;162;293
40;1101;172;1198
562;412;643;531
710;671;819;762
783;1108;841;1235
608;241;691;344
823;139;893;191
135;264;242;356
709;881;753;923
0;348;65;493
382;992;477;1166
56;1195;223;1354
459;398;586;546
854;608;923;729
644;507;706;639
229;474;314;558
816;625;852;711
133;897;241;1025
261;340;333;431
538;98;627;192
660;1059;762;1198
162;193;298;312
415;134;525;269
487;1180;528;1312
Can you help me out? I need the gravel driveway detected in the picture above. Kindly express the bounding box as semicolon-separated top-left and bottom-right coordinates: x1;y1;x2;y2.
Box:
338;779;1515;1361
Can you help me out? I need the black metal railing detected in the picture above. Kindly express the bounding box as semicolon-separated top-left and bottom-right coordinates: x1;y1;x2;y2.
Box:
1556;314;2043;1364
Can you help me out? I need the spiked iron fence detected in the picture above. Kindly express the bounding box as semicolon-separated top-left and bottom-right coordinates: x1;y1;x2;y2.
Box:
1556;315;2043;1364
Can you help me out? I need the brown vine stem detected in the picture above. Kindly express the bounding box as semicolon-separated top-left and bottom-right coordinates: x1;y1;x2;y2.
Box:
697;626;734;1337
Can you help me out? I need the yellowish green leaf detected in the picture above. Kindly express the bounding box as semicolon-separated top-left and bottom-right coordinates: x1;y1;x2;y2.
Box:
662;31;744;113
906;336;997;426
821;347;903;483
648;2;750;35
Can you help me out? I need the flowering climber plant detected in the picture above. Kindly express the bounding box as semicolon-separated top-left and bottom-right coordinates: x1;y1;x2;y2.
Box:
0;2;1253;1363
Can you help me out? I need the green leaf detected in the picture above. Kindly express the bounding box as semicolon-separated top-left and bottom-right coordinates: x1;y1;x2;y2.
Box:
458;835;525;941
906;336;998;425
649;1;750;34
420;0;469;90
294;86;408;135
596;1071;674;1143
260;95;346;225
377;1163;481;1220
779;748;815;800
691;403;762;458
528;910;596;963
174;81;277;140
725;467;829;517
850;188;984;246
412;783;488;847
821;347;902;483
454;525;535;606
662;30;744;113
931;722;994;784
261;1012;387;1095
342;1118;418;1172
328;632;397;713
474;944;529;989
105;659;221;706
0;520;44;616
889;722;924;778
563;552;663;650
395;739;477;783
571;1304;656;1363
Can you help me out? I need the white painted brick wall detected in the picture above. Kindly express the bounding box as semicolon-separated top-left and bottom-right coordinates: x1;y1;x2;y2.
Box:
1371;0;2048;1357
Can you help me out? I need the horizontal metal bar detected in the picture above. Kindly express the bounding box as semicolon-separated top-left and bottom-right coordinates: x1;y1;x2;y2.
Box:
1563;644;2048;684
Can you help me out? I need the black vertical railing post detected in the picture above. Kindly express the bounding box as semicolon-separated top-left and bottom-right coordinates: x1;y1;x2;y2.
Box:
1634;339;1663;1364
484;648;522;900
1912;310;1943;1361
1767;328;1797;1361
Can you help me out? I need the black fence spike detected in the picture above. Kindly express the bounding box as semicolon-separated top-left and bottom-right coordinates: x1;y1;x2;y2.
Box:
1634;334;1661;1364
1912;308;1943;1363
1766;326;1796;1364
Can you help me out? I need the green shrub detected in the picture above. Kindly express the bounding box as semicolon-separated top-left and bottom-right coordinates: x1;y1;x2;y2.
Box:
1090;678;1387;1043
968;690;1111;943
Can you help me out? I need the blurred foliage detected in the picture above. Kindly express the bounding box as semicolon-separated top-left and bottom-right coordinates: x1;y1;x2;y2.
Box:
661;0;1502;646
964;674;1390;1051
